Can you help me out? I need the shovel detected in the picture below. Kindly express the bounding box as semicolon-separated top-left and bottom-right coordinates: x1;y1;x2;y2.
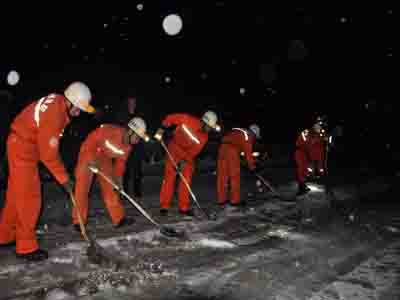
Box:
253;172;281;198
88;165;184;238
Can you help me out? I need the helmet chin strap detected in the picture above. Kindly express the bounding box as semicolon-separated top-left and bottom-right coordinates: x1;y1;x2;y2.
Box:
65;100;74;118
125;130;138;145
201;122;211;132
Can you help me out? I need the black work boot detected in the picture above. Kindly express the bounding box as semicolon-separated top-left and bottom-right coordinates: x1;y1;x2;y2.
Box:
72;224;81;233
297;183;311;196
160;208;168;216
16;249;48;262
0;241;16;248
114;216;135;228
179;209;195;218
218;201;227;209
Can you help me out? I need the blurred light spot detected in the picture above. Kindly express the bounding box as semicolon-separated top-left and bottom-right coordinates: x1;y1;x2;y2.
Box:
7;70;20;86
308;183;324;192
137;3;143;11
163;14;183;36
239;88;246;95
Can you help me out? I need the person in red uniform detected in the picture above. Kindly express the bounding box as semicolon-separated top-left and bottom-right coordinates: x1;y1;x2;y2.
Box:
72;117;149;231
309;125;326;178
154;111;220;217
0;82;94;261
294;121;326;196
217;124;261;207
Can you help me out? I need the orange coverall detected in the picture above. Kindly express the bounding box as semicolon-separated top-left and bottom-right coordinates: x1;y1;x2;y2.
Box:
160;113;208;212
217;128;256;205
0;94;70;254
294;130;325;184
72;124;132;226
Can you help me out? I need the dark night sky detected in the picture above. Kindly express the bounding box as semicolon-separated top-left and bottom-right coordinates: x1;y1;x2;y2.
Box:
0;4;394;141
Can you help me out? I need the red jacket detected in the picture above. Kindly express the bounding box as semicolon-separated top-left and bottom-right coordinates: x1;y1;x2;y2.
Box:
80;124;133;177
162;113;208;162
222;128;256;170
308;131;325;161
295;129;325;162
10;94;70;184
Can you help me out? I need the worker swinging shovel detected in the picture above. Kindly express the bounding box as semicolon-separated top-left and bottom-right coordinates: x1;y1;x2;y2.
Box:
158;140;216;220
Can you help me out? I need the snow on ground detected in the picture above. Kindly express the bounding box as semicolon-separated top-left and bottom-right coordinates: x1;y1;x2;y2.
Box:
195;238;237;249
310;241;400;300
1;167;400;299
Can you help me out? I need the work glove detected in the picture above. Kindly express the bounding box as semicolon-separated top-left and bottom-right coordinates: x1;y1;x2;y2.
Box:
249;167;257;176
87;160;99;173
113;176;124;192
154;128;165;141
249;164;261;175
301;129;309;139
261;151;269;161
176;160;186;173
63;178;75;195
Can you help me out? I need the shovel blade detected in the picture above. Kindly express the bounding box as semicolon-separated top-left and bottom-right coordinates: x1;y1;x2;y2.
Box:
160;226;185;238
86;240;123;270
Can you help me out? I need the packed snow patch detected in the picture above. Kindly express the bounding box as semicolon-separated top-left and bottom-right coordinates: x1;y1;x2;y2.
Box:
266;227;307;241
50;257;74;264
44;288;75;300
0;264;25;275
196;238;236;249
125;229;161;244
65;242;85;251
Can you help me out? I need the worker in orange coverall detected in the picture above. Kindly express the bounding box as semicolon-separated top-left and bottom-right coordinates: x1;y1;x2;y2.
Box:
295;121;326;196
217;124;261;207
72;117;149;231
154;111;220;217
0;82;94;261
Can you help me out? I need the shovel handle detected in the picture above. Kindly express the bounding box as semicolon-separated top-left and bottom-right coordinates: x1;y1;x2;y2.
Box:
160;140;210;219
90;166;162;227
69;192;90;243
254;173;280;197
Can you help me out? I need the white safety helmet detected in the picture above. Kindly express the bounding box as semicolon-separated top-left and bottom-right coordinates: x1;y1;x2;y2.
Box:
201;110;221;132
64;81;95;113
128;117;150;142
249;124;261;139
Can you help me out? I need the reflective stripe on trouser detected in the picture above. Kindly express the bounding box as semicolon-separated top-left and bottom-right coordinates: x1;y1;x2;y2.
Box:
0;134;41;254
295;150;309;184
73;155;125;226
217;145;241;205
160;148;194;212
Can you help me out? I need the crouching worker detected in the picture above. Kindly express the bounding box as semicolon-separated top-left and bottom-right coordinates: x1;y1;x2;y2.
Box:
72;117;149;231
